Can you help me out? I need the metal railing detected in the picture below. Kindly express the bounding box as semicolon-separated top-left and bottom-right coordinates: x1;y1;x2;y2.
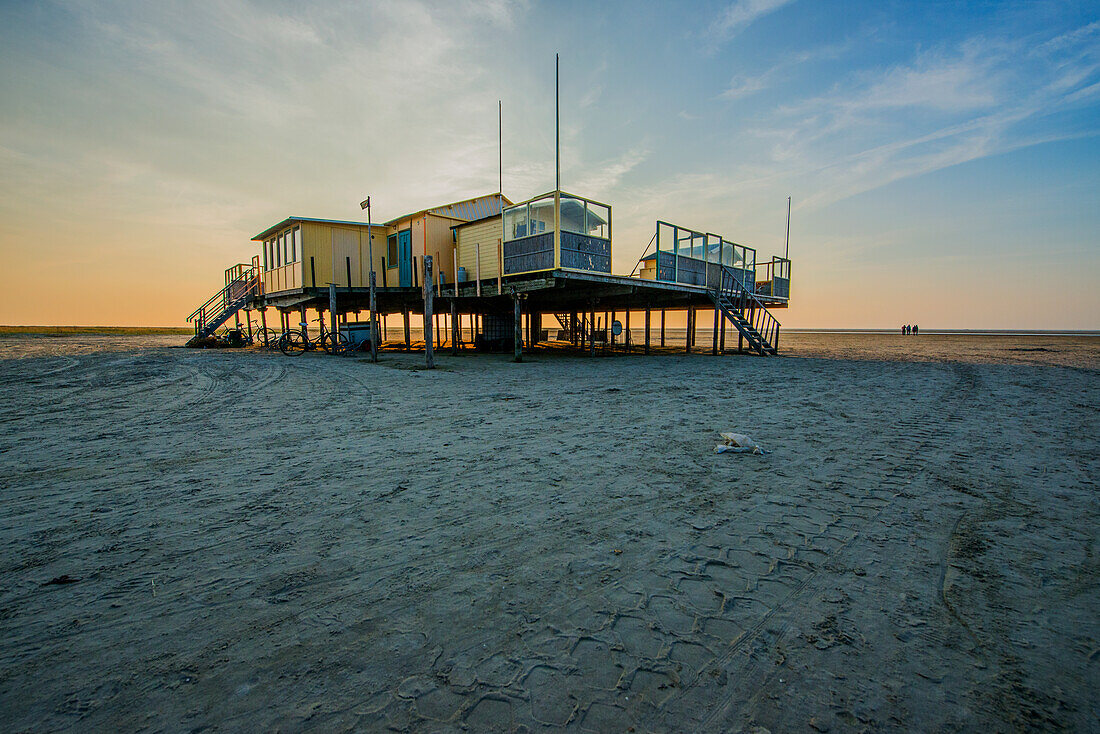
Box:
187;263;261;337
718;265;781;352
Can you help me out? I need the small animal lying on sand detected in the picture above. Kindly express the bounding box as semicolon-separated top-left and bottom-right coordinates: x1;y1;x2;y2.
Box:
715;432;765;454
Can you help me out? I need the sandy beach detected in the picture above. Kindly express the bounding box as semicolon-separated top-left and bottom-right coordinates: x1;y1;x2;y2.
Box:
0;332;1097;731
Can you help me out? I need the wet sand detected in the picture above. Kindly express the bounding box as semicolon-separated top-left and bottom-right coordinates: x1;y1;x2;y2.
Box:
0;333;1097;731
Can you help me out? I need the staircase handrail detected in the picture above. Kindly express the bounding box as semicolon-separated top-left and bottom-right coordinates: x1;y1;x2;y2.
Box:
187;264;260;326
717;264;782;353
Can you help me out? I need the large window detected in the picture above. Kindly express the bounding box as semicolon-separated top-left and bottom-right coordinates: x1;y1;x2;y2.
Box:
387;234;397;266
262;225;301;271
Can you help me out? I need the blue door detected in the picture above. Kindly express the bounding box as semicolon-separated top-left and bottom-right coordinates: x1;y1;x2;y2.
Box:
398;229;412;287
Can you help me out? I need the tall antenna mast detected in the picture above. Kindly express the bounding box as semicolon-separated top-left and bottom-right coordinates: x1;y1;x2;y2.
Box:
498;100;502;195
555;53;560;192
785;195;791;260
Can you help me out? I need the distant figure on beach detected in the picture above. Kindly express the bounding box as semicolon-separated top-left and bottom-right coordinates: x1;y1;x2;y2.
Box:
902;324;908;335
913;324;919;335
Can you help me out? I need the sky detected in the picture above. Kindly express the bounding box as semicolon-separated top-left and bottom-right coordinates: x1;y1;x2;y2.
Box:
1;0;1098;328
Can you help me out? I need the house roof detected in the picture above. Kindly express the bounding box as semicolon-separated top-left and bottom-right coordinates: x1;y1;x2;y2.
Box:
384;192;512;226
251;217;384;241
450;213;502;231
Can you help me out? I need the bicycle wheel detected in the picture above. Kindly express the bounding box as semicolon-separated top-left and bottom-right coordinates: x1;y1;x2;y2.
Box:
322;332;350;355
260;328;278;347
279;330;307;356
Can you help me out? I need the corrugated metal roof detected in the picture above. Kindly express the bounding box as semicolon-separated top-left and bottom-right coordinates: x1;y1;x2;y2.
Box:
384;192;512;226
451;213;502;231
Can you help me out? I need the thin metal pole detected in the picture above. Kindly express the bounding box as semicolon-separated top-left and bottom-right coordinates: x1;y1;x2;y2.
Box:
499;100;503;195
555;53;560;192
785;195;791;261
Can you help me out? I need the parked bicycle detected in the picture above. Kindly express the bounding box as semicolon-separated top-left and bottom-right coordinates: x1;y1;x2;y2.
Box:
279;317;350;356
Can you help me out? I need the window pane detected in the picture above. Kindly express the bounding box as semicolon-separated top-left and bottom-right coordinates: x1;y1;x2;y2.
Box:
657;222;675;252
503;204;528;240
387;234;397;265
291;227;299;262
585;202;609;238
528;196;555;235
706;234;721;263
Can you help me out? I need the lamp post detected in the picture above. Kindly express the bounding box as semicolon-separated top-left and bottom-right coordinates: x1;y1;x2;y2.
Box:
360;196;379;363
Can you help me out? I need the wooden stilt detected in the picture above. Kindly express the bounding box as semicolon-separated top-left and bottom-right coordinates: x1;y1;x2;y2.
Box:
685;309;692;353
720;314;726;354
423;256;435;369
712;303;719;356
451;300;459;355
369;271;379;362
259;307;268;344
513;294;523;362
403;307;411;351
590;311;596;357
660;310;666;347
644;307;651;355
625;310;631;353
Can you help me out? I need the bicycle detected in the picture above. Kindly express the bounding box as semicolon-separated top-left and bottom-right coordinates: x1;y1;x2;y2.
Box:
279;318;350;356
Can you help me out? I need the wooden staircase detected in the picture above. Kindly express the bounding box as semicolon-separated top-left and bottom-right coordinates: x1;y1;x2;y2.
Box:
186;263;261;345
711;265;780;355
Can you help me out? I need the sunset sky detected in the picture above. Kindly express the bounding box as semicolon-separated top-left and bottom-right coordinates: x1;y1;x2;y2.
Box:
1;0;1097;328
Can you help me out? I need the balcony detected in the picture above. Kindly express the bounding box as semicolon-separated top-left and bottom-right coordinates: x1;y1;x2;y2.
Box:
502;191;612;276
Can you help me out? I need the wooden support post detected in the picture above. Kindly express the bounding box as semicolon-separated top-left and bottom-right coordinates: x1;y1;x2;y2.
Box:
513;293;523;363
644;307;651;355
346;257;352;291
589;310;596;357
423;256;435;369
403;307;411;351
259;307;268;344
453;251;459;297
381;257;388;287
369;271;379;362
329;283;338;349
712;303;720;356
245;312;253;343
625;310;631;353
720;315;726;354
299;306;307;337
660;310;666;347
413;256;419;289
451;300;459;355
685;309;692;354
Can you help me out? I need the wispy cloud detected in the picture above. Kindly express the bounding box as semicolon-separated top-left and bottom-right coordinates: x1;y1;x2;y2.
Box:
707;0;794;43
752;23;1100;209
719;42;850;100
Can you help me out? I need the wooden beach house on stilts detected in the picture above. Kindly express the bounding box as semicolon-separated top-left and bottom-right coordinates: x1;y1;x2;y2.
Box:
186;187;791;360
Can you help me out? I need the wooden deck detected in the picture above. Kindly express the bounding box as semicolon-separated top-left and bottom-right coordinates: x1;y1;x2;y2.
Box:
254;269;789;316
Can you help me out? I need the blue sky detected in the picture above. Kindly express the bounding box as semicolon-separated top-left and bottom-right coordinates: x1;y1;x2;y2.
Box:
1;0;1097;327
